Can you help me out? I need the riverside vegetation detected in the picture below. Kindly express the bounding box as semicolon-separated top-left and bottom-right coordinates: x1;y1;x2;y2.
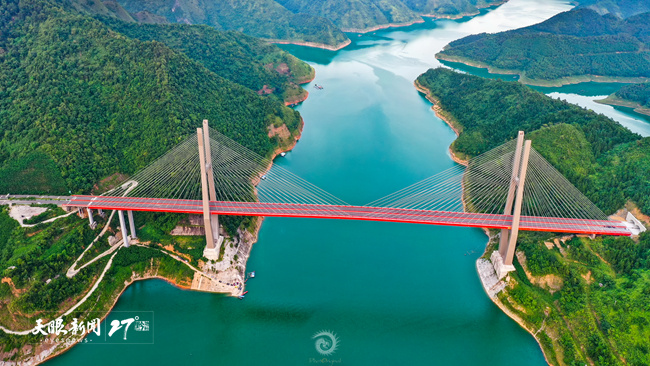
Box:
0;0;311;195
417;67;650;365
599;82;650;116
0;0;310;361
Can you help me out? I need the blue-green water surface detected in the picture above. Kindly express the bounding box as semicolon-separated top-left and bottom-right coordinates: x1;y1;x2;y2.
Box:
48;0;650;364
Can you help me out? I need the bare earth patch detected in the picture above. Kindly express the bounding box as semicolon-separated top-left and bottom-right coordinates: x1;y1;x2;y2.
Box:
9;205;48;226
516;251;564;293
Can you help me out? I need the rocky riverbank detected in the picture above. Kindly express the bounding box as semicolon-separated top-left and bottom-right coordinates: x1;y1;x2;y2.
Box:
268;38;351;51
414;80;468;165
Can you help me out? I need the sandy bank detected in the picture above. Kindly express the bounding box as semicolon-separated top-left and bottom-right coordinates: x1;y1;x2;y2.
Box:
285;91;309;106
341;19;424;33
596;95;650;117
268;38;352;51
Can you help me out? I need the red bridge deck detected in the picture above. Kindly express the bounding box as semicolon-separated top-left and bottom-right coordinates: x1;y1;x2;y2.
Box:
64;195;631;236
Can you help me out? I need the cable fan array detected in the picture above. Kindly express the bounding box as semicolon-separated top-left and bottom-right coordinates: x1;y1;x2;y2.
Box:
103;128;348;207
366;140;610;223
102;127;611;228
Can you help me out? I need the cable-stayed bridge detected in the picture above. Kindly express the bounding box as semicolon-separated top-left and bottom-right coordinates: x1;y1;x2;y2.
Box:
63;121;641;276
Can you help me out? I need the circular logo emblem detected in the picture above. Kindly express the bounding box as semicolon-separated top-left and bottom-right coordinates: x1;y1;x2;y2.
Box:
312;330;339;356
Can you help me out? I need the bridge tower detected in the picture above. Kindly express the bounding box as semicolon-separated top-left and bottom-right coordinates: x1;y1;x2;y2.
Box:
491;131;532;279
198;120;223;261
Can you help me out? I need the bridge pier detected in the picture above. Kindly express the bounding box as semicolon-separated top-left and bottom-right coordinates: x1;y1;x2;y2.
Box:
98;209;105;218
127;210;137;239
86;208;96;229
493;132;531;279
117;210;130;247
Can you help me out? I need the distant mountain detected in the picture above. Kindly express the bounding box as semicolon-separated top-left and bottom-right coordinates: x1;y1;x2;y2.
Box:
436;7;650;86
115;0;350;49
113;0;506;46
274;0;506;32
0;0;308;194
274;0;421;31
577;0;650;19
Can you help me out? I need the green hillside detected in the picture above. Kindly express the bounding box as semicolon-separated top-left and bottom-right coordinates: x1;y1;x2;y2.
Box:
275;0;420;31
115;0;349;48
578;0;650;18
99;18;314;103
415;68;645;213
436;8;650;86
401;0;505;17
115;0;505;42
0;0;305;194
416;67;650;366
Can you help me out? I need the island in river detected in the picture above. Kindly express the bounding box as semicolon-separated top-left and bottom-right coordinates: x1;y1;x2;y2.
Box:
435;6;650;87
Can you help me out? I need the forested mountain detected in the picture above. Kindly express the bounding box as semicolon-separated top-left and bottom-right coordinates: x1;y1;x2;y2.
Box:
99;18;314;103
115;0;349;48
577;0;650;18
415;68;643;213
114;0;506;44
436;7;650;85
274;0;421;31
0;0;307;195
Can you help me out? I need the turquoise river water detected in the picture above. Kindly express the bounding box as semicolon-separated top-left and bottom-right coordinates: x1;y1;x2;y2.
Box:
48;0;650;364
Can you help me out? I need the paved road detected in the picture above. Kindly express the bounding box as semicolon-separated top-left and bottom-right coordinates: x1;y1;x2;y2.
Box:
65;195;632;236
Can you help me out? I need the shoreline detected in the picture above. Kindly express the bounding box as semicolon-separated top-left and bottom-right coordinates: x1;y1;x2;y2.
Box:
475;236;556;366
414;80;468;166
437;54;650;87
596;95;650;117
343;1;508;33
268;38;351;51
285;91;309;106
341;19;424;34
268;0;509;51
420;0;508;21
39;274;195;365
415;78;554;366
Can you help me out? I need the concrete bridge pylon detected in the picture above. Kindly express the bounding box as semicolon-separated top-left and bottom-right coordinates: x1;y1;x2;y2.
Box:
198;120;223;261
492;131;531;279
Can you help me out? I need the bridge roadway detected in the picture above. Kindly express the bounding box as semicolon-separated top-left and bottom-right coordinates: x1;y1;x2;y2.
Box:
63;195;631;236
